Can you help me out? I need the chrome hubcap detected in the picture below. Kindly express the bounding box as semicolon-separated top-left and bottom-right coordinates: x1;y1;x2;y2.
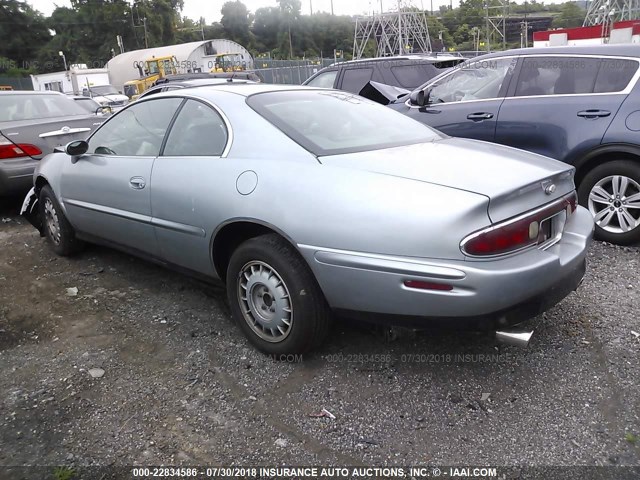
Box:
588;175;640;234
44;198;61;245
237;261;293;343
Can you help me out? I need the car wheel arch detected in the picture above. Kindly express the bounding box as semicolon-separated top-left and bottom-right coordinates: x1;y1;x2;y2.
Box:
210;219;305;284
574;144;640;187
34;175;50;194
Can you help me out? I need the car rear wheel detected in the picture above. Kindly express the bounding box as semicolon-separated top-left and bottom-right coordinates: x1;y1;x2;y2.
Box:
578;160;640;245
226;234;331;355
39;185;84;256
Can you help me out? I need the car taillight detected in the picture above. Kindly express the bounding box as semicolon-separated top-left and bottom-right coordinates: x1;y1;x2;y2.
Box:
461;192;578;257
0;135;42;160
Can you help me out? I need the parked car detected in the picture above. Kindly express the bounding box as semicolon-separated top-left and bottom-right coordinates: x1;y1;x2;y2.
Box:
303;54;465;102
390;45;640;244
0;91;105;196
21;85;593;354
71;96;112;115
138;77;255;100
82;84;129;108
152;71;264;85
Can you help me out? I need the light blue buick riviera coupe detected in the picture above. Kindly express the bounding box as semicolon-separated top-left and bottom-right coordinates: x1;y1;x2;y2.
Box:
22;84;594;354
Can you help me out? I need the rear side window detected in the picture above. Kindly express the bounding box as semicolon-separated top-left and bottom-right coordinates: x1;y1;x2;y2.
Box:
163;100;228;156
340;68;374;94
594;59;638;93
514;56;638;96
391;64;438;88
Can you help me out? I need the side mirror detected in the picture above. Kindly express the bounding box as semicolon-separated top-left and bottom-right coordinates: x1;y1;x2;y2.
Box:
410;89;425;107
66;140;88;164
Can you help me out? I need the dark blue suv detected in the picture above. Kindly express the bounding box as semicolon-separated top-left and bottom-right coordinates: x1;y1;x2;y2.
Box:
390;45;640;245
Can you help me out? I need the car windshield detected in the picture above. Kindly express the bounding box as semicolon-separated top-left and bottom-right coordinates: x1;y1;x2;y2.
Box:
89;85;120;96
0;94;89;122
247;90;442;156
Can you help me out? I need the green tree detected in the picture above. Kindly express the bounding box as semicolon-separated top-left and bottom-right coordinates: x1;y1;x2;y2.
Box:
278;0;301;59
552;2;585;28
0;0;51;68
221;0;252;47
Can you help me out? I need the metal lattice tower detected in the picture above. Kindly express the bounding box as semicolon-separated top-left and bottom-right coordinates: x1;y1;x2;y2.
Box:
485;0;510;51
584;0;640;28
353;0;432;59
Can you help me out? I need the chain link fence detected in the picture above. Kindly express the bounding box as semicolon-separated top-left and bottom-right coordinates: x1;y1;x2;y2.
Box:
253;58;342;85
0;76;33;90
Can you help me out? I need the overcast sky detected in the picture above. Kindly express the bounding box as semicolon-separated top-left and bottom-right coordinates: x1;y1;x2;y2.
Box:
28;0;463;23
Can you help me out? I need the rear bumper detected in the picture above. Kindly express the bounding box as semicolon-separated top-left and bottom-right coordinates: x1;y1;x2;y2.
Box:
300;206;594;329
334;258;585;330
0;157;38;196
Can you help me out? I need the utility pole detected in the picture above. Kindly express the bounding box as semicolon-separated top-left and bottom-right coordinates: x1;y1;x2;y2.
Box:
484;1;490;52
310;0;313;15
397;0;402;55
143;16;148;48
331;0;334;15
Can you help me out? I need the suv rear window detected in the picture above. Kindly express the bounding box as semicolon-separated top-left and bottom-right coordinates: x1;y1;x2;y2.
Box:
594;58;638;93
391;64;438;88
514;56;638;96
341;68;374;93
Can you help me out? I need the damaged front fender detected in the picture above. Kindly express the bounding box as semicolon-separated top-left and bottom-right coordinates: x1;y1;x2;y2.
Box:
20;187;44;236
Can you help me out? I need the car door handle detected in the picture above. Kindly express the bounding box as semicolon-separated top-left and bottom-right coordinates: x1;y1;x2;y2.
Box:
577;109;611;118
129;177;146;190
467;112;494;121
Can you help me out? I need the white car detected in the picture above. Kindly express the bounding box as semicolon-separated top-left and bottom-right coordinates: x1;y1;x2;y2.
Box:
82;85;128;108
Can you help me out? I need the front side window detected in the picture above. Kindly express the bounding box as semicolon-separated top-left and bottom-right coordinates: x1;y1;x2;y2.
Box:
87;97;182;156
425;57;516;104
305;70;338;88
163;100;228;156
248;90;442;156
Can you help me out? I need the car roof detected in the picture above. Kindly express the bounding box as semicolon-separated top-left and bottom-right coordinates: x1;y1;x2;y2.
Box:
152;83;320;99
0;90;66;96
330;54;464;67
475;44;640;59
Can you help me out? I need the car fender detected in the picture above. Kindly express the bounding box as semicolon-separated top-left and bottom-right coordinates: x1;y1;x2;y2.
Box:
572;142;640;182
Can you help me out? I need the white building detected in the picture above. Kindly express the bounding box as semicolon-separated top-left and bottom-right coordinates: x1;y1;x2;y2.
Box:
106;39;253;90
30;66;111;94
533;20;640;47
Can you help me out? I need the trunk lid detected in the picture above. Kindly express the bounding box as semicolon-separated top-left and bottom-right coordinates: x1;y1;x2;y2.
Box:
0;115;104;159
319;137;575;223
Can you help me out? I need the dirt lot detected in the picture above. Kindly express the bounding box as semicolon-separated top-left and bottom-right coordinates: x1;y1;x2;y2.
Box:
1;196;639;471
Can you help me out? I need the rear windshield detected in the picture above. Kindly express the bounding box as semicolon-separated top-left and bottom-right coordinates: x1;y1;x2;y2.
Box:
0;94;89;122
247;90;441;156
391;59;465;88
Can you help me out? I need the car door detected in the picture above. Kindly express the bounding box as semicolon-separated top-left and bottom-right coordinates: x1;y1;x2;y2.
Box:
150;98;231;276
402;57;517;142
60;97;183;256
495;55;636;163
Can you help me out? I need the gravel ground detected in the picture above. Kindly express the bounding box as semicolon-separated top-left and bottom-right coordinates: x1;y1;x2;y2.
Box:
0;196;639;470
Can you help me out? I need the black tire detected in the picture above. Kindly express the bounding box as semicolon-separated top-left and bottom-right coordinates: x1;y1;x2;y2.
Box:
39;185;84;256
578;160;640;245
226;233;331;356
